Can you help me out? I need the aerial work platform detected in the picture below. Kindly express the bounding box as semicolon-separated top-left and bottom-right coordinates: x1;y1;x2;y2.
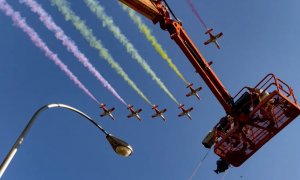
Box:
213;74;300;166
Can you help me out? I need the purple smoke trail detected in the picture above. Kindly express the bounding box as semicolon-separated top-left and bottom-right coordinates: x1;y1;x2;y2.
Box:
0;0;99;104
186;0;208;30
20;0;127;105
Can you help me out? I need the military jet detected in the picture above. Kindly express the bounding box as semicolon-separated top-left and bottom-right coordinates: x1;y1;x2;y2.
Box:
127;104;142;121
204;28;223;49
151;104;167;122
178;104;193;120
99;103;115;120
186;83;202;100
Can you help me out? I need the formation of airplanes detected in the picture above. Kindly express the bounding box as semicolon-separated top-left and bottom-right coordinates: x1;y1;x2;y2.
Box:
95;1;224;122
98;7;222;122
99;90;197;121
97;30;221;121
204;28;223;49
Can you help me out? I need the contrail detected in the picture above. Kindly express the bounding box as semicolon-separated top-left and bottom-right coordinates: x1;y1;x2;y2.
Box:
121;4;189;85
51;0;152;105
186;0;208;30
20;0;127;106
83;0;179;105
0;0;99;104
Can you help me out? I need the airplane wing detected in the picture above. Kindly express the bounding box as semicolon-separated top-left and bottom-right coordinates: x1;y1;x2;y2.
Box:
195;87;202;92
108;107;115;112
152;114;159;118
215;32;223;39
161;109;167;113
100;112;106;117
136;109;142;113
187;107;194;112
178;112;185;117
186;92;193;97
127;114;134;118
204;38;213;45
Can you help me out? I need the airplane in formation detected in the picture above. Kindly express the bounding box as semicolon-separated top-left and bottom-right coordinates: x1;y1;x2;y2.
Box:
151;104;167;121
99;103;115;120
186;83;202;100
127;104;142;121
204;28;223;49
178;104;193;120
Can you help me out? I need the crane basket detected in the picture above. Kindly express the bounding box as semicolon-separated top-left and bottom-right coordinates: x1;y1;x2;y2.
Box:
214;74;300;166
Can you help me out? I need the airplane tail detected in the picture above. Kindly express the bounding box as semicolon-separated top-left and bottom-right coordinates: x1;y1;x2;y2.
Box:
178;104;185;109
205;28;213;34
100;113;106;117
186;83;193;88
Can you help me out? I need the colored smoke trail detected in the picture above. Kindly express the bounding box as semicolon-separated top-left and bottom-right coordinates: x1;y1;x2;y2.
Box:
121;4;189;85
186;0;208;30
0;0;99;104
20;0;127;105
84;0;179;105
51;0;152;105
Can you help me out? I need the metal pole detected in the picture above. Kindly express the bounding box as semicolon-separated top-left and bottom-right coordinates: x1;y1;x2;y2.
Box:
0;103;109;178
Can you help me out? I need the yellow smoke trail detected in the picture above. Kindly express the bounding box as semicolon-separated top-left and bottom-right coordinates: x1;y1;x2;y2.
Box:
121;4;189;85
52;0;152;105
83;0;179;105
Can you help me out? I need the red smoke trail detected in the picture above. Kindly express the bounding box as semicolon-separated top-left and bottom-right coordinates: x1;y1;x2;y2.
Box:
20;0;127;105
0;0;99;104
186;0;208;30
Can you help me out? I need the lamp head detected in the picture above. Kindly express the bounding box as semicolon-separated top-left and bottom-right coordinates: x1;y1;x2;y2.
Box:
106;134;133;157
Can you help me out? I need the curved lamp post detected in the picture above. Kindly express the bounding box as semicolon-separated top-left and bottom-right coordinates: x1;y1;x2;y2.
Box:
0;103;133;178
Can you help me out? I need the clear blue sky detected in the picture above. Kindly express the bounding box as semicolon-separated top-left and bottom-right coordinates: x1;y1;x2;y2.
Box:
1;0;300;179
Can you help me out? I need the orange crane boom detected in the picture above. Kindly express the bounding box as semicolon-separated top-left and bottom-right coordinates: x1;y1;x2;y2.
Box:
120;0;300;167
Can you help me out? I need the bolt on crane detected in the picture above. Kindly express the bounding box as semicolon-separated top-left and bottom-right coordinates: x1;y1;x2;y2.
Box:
119;0;300;167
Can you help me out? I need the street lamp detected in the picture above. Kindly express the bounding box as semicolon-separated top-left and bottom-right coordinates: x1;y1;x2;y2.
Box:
0;103;133;178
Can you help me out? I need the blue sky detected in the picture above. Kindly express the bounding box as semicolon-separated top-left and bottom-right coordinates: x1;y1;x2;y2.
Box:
0;0;299;179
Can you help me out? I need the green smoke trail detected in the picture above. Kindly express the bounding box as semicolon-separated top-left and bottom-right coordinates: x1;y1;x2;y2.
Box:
121;4;189;85
83;0;179;105
52;0;152;105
